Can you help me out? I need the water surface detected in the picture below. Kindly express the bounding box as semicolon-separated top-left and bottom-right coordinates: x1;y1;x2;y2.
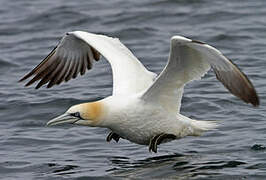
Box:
0;0;266;179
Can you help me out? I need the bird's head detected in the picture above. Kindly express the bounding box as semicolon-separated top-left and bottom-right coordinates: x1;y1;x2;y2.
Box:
46;101;104;127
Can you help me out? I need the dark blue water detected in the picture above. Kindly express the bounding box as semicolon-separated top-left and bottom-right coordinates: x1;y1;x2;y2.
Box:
1;0;266;179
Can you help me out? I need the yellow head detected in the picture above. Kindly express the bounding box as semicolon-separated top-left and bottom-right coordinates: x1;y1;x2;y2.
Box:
46;101;104;127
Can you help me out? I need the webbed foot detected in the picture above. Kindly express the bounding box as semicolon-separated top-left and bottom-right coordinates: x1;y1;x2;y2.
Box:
106;132;121;143
149;133;176;153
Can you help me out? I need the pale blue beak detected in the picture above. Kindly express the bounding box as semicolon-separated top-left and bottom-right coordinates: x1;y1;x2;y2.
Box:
46;113;79;126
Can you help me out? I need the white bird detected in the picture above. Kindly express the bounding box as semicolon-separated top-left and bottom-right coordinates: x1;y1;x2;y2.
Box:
20;31;259;153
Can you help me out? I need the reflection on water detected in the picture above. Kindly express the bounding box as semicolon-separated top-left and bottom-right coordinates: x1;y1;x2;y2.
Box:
107;152;248;179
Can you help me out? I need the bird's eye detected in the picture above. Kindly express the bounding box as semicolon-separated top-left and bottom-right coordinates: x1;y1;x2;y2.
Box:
71;112;82;119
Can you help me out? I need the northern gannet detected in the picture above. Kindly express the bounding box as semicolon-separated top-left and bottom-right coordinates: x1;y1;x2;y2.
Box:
20;31;259;153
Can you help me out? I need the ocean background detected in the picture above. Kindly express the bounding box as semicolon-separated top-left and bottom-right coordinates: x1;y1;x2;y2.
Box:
0;0;265;179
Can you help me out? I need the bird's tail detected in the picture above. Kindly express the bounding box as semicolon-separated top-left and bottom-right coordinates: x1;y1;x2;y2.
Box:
190;120;218;136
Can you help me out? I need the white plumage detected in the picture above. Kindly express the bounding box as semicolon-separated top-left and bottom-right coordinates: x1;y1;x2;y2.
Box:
20;31;259;153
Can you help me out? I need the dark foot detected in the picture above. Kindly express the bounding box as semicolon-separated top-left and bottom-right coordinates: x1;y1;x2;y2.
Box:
106;132;121;143
149;133;176;153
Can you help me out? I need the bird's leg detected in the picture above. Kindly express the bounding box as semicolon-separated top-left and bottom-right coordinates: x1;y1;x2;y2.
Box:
149;133;176;153
149;134;160;153
106;132;121;143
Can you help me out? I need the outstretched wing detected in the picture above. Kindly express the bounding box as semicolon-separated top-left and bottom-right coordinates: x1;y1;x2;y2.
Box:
142;36;259;113
20;31;156;95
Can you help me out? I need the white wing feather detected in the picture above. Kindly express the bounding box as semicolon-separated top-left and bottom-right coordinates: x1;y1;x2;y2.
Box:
20;31;156;95
142;36;259;113
73;31;156;95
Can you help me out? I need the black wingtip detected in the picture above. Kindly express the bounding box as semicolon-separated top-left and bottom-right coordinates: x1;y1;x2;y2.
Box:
35;84;41;89
25;81;33;87
18;78;24;83
250;93;260;107
19;72;33;82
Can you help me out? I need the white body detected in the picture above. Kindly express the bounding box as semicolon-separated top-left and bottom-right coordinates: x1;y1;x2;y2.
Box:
99;95;213;145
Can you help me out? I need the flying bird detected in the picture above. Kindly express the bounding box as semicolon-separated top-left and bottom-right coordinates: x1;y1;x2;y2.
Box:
20;31;259;153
